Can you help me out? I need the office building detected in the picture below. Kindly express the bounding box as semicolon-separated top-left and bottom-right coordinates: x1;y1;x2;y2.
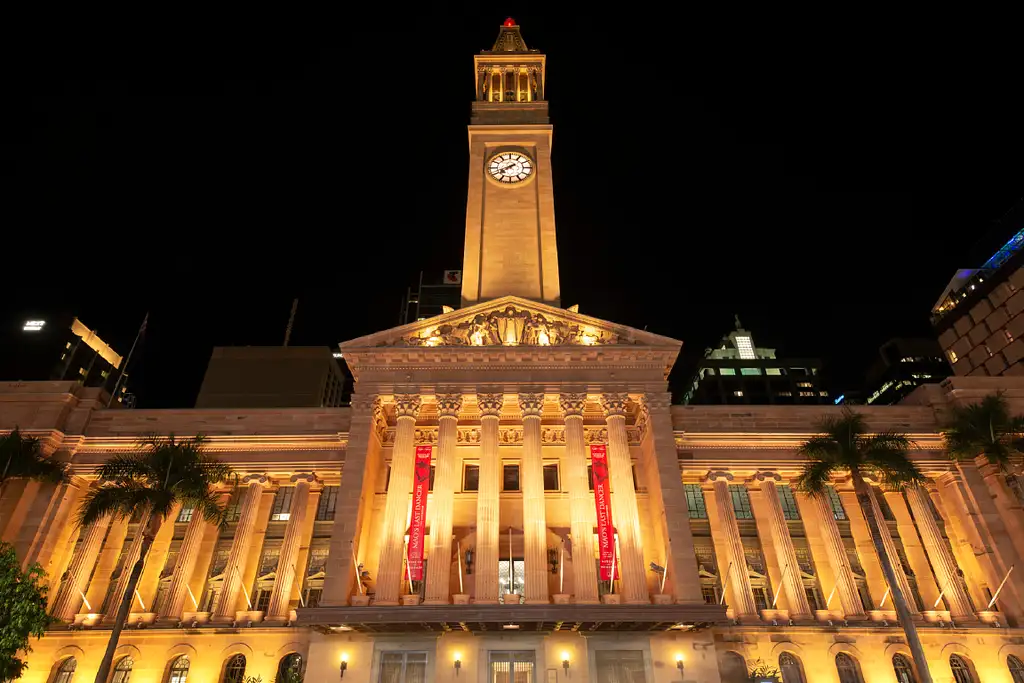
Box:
860;338;952;405
195;346;346;409
683;318;828;405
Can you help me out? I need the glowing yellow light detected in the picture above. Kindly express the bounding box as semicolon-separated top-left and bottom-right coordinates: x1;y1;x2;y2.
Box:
675;653;684;662
471;330;484;345
341;653;349;663
538;331;550;346
454;652;462;662
561;651;570;662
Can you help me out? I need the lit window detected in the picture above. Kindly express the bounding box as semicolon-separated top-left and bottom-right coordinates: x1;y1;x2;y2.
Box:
728;485;753;519
797;382;813;388
819;391;828;396
719;368;736;376
825;486;846;520
766;368;782;375
777;391;792;396
948;349;959;363
740;367;762;375
799;391;814;397
684;484;707;519
703;368;716;376
733;390;744;397
177;507;194;523
735;335;756;359
1007;330;1015;343
778;485;801;520
271;487;294;521
316;486;339;521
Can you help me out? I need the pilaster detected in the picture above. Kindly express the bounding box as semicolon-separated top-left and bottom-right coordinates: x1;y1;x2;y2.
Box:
475;392;504;602
520;391;549;604
425;393;462;604
51;513;112;621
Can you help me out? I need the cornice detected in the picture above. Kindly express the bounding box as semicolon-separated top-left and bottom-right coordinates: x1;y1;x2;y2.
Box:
674;432;945;451
72;433;348;454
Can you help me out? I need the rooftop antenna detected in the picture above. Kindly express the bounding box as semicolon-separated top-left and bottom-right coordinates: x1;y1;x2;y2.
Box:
734;313;743;330
283;298;298;346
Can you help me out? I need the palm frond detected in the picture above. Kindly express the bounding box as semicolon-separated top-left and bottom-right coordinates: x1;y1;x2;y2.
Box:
793;459;839;495
943;392;1024;466
94;452;156;483
797;435;841;462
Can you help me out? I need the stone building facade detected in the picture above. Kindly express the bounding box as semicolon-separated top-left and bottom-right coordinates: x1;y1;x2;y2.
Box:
7;19;1024;683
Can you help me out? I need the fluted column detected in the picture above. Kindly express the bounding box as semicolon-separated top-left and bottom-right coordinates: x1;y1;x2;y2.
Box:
374;394;421;604
425;393;462;604
214;474;270;620
267;473;317;619
864;486;918;615
475;392;503;602
560;393;599;603
52;513;112;620
707;473;757;618
806;492;865;618
520;391;549;603
160;507;210;619
104;510;152;620
906;485;974;619
756;472;812;618
601;393;648;604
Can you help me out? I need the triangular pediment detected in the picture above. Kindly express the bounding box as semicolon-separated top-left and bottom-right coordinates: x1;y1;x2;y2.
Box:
340;296;681;351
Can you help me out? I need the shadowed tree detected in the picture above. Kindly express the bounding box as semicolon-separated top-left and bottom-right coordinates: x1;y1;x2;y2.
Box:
77;435;233;683
794;409;932;683
0;428;69;502
0;541;56;681
943;391;1024;470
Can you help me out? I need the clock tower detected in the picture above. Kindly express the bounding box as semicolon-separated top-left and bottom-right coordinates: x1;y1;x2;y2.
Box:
461;18;561;307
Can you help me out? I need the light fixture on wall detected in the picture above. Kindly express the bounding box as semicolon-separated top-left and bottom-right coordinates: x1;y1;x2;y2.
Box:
340;653;349;679
465;547;474;575
454;652;462;677
562;652;570;678
675;653;684;675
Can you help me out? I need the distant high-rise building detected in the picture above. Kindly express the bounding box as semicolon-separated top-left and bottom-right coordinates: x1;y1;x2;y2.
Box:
932;204;1024;376
682;317;829;404
399;270;463;324
195;346;346;408
860;337;951;405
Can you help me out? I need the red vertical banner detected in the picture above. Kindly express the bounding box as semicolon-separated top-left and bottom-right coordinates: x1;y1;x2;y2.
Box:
590;444;616;581
408;445;432;581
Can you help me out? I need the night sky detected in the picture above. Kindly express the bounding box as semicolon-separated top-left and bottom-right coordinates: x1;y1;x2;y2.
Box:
8;9;1023;407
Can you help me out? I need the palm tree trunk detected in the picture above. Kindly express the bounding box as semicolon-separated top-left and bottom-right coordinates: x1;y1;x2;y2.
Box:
93;515;162;683
850;469;933;683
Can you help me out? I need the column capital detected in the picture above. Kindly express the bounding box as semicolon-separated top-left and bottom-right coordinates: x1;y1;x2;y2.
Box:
290;473;318;485
436;393;463;418
754;471;782;484
519;391;545;417
477;392;504;417
639;392;672;414
600;392;629;417
559;392;587;418
706;470;734;484
350;394;381;414
242;474;272;487
394;394;422;419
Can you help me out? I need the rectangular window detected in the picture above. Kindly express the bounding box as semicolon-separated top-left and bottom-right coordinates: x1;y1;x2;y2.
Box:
316;486;339;521
752;586;769;611
826;485;846;520
429;465;436;492
463;464;480;491
719;368;736;376
594;651;646;683
271;487;294;521
728;484;753;519
766;368;783;375
176;507;194;523
543;463;559;491
733;390;744;397
224;497;243;523
379;652;428;683
797;382;813;388
740;367;762;375
873;487;896;521
777;485;801;520
684;484;708;519
489;651;536;683
588;464;594;491
503;464;520;492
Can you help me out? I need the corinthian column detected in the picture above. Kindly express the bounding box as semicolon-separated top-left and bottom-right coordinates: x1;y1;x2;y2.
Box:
906;485;974;619
52;513;113;620
601;392;648;604
214;474;270;620
159;506;211;620
104;510;152;621
374;394;421;604
560;392;599;603
707;473;757;618
425;393;462;604
755;472;811;618
267;473;317;619
475;392;504;602
520;391;549;604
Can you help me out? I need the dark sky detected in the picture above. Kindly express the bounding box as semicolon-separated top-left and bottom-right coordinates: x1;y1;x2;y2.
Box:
7;8;1023;407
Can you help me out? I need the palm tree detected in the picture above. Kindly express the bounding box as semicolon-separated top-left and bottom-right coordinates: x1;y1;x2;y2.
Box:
794;409;932;683
0;428;70;502
78;434;233;683
943;391;1024;470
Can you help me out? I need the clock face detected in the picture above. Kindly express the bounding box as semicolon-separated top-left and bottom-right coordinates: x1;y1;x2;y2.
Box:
487;152;534;184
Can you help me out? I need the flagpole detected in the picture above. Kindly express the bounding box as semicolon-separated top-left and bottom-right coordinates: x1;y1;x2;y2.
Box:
107;312;148;408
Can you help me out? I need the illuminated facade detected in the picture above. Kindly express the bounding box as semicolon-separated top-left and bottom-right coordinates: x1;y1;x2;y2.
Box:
7;19;1024;683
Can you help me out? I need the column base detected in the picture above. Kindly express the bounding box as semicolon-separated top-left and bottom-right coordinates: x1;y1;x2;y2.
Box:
175;611;211;626
523;597;550;604
400;594;422;606
423;598;451;605
574;598;601;605
922;609;952;624
350;594;371;606
453;593;471;605
652;593;673;605
374;600;400;606
552;593;571;605
601;594;621;605
624;597;650;605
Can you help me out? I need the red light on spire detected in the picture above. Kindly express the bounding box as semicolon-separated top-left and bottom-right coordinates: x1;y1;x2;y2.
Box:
503;17;516;27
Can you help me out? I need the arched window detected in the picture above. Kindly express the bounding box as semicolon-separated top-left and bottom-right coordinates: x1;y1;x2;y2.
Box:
112;656;134;683
720;652;747;683
278;653;304;682
892;654;916;683
222;654;247;683
950;655;976;683
835;653;865;683
778;652;806;683
167;655;190;683
53;658;77;683
1009;655;1024;683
